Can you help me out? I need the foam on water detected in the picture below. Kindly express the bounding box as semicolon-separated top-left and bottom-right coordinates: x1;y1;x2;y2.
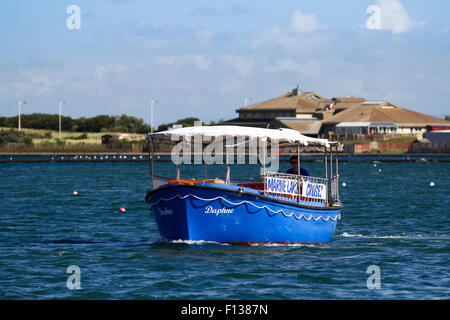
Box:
338;232;449;240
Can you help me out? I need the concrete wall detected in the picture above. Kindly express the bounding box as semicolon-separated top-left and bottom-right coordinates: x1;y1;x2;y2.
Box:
425;131;450;143
348;141;412;154
409;142;450;153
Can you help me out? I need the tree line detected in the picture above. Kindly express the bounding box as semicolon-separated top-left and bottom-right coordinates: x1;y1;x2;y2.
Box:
0;113;222;134
0;113;152;133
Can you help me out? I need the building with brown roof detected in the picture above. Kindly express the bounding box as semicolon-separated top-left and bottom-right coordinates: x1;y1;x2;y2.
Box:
222;87;333;132
221;87;450;138
322;101;450;136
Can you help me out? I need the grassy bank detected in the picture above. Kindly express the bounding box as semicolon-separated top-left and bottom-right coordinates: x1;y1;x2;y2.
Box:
0;127;147;153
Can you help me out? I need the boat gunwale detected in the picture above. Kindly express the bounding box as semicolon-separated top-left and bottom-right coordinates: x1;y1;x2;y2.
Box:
147;183;343;211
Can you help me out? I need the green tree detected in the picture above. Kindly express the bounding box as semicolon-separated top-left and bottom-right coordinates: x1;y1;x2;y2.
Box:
23;136;33;146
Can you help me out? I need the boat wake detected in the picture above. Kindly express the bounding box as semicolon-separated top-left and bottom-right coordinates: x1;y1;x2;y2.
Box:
337;232;448;240
150;238;323;248
149;238;229;247
171;239;229;246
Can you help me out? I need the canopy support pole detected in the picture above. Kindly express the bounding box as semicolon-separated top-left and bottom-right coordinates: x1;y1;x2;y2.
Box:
324;146;328;205
297;143;301;203
148;139;154;186
261;139;266;177
335;144;339;201
330;146;333;180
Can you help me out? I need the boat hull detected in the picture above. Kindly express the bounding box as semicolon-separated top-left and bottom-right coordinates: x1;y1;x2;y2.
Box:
147;183;341;244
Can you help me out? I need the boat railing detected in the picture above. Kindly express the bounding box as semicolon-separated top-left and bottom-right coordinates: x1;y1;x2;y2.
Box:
330;175;341;204
263;171;329;206
151;171;338;207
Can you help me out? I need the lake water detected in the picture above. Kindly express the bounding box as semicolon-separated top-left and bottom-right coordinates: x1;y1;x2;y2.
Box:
0;160;448;299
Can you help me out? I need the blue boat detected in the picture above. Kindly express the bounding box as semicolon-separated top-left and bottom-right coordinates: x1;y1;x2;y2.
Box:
145;126;342;245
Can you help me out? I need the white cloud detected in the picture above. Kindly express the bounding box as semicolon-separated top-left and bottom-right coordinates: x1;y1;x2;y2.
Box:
372;0;416;34
250;10;327;51
291;10;327;34
196;29;214;46
189;55;211;70
220;54;255;77
155;55;211;71
250;26;286;48
264;58;321;77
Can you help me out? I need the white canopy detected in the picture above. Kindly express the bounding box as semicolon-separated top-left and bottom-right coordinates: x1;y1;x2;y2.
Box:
147;125;336;147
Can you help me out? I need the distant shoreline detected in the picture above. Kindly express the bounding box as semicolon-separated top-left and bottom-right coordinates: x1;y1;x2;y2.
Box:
1;153;449;162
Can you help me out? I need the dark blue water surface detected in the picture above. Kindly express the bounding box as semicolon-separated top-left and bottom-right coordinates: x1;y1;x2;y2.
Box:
0;160;448;299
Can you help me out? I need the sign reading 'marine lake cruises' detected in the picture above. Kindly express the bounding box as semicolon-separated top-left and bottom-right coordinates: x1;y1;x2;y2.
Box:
265;177;299;196
302;181;327;200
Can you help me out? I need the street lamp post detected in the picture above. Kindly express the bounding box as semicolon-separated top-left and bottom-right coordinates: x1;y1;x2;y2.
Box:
18;101;26;131
150;100;158;133
59;101;65;138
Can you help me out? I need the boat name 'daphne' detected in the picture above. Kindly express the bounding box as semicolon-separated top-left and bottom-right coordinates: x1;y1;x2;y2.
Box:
159;208;174;216
205;205;234;215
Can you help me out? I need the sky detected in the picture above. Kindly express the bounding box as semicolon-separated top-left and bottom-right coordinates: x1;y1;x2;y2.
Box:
0;0;449;126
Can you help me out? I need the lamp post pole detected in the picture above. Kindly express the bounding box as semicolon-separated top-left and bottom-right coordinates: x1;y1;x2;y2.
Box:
59;101;65;139
18;101;26;131
150;100;158;133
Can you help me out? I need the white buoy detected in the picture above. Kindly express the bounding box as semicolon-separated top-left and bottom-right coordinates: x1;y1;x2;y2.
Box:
430;182;435;187
342;182;347;187
378;169;382;173
72;191;78;195
374;164;377;167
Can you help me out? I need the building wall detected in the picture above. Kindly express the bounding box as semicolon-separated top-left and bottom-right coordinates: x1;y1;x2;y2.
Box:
397;127;426;134
296;114;314;119
347;141;412;154
239;111;295;120
425;131;450;143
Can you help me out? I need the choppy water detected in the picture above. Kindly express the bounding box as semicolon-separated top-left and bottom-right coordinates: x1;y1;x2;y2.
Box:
0;160;448;299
